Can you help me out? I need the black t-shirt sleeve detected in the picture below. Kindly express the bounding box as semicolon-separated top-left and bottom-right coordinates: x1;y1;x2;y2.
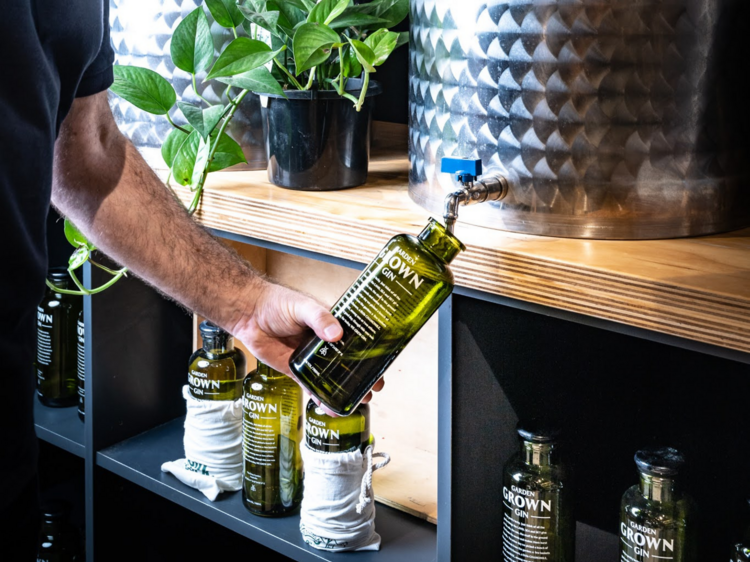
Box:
76;4;114;98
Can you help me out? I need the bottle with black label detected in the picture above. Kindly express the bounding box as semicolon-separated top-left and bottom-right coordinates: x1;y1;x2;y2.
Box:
290;218;464;415
305;400;371;453
36;500;82;561
731;500;750;562
502;421;574;562
36;268;82;407
188;321;246;401
76;310;85;421
242;362;303;516
620;447;696;562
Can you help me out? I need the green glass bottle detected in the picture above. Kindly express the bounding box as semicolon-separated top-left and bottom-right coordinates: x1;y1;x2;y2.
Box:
620;448;696;562
36;500;82;561
305;400;371;453
731;500;750;562
242;362;303;516
76;310;85;422
187;321;246;401
290;218;464;415
502;421;574;562
36;268;82;407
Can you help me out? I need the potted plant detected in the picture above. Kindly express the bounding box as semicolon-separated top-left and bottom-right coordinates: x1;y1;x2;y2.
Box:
237;0;408;190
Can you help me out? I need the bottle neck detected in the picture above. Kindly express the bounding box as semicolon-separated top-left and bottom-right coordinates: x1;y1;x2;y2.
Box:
418;219;465;264
202;334;233;354
522;441;555;467
639;473;677;503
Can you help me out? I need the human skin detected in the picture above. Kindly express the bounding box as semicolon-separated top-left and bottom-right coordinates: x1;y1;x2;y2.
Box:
51;91;383;409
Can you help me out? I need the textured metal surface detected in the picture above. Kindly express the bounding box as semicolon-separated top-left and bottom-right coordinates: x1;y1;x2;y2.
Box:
409;0;750;239
109;0;265;168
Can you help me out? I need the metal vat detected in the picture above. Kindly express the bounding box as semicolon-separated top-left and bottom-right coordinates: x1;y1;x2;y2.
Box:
408;0;750;238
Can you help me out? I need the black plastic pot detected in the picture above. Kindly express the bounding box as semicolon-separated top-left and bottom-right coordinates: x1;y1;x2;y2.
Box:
258;79;382;190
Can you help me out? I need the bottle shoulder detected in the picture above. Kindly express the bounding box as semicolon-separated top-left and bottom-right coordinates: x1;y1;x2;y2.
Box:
244;371;302;396
621;485;695;528
504;456;567;491
387;234;454;283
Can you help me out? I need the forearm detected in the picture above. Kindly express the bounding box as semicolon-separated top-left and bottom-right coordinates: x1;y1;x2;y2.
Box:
52;92;263;330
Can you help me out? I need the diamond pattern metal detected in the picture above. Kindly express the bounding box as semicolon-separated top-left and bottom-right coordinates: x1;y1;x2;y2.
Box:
408;0;750;238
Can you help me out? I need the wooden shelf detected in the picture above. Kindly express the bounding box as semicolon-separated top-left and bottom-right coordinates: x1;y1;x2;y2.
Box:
171;150;750;356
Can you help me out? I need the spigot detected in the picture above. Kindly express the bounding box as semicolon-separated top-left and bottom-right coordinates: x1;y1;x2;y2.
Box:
440;158;509;234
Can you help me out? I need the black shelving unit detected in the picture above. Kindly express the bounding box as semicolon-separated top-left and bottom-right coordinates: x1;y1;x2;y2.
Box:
34;228;750;561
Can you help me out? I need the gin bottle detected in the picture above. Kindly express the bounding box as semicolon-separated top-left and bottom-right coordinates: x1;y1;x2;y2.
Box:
242;362;303;516
305;400;371;454
290;218;464;415
36;268;82;407
620;448;696;562
187;321;246;401
502;421;574;562
76;310;85;421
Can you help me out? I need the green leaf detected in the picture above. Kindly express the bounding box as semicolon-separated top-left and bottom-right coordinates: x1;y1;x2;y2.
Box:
214;67;285;96
238;4;280;35
209;132;246;172
64;219;95;251
396;30;409;48
364;29;398;66
162;126;193;168
329;12;387;29
171;130;202;186
178;103;226;140
205;0;245;28
69;247;90;271
206;37;282;80
292;22;341;75
373;0;408;28
346;38;376;72
111;66;176;115
285;0;315;12
341;43;362;77
191;137;212;189
170;7;214;74
274;1;306;35
307;0;350;26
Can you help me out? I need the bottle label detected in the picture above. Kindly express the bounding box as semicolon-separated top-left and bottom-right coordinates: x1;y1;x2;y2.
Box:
36;306;54;376
242;388;301;512
620;521;678;561
77;318;85;415
502;485;556;561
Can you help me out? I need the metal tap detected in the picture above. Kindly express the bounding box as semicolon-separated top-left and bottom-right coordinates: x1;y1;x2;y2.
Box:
440;158;509;234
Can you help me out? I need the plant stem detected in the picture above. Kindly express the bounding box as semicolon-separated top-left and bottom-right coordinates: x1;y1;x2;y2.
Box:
166;113;189;133
46;266;128;296
232;24;238;39
338;47;345;94
273;58;304;90
192;73;211;105
89;258;124;276
355;70;370;112
187;90;249;215
304;67;316;91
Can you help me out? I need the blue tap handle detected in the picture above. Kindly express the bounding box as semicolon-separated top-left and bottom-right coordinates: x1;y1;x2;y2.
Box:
440;157;483;184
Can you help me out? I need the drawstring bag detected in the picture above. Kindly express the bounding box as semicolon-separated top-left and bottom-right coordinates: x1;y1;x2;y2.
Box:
161;385;243;501
299;442;390;552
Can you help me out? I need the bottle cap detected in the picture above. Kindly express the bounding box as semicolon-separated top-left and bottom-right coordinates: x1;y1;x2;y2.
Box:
47;267;71;286
199;320;228;337
516;419;561;444
40;500;71;521
418;218;465;264
634;447;685;477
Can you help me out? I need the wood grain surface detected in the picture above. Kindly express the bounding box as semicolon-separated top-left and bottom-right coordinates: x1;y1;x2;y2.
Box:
170;127;750;355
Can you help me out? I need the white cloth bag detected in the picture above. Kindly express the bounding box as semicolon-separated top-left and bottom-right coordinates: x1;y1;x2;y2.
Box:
300;442;390;552
161;385;243;501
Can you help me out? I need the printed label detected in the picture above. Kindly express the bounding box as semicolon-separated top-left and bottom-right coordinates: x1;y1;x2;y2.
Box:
620;521;677;562
77;318;85;415
502;485;555;562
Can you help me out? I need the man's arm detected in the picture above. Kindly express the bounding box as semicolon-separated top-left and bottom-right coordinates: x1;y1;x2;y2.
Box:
52;91;342;375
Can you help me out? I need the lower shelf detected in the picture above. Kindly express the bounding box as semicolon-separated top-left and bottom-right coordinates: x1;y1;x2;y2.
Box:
34;398;85;458
97;417;437;562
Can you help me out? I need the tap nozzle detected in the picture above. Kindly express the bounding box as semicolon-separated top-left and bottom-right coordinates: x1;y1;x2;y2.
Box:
439;158;509;234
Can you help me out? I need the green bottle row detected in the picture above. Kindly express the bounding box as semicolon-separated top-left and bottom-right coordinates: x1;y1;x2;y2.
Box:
35;268;85;421
502;422;750;562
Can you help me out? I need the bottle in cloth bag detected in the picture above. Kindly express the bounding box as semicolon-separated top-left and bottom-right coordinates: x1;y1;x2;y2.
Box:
306;400;372;453
242;362;303;516
36;268;82;407
290;218;464;416
188;321;246;401
502;421;574;562
731;500;750;562
619;447;697;562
